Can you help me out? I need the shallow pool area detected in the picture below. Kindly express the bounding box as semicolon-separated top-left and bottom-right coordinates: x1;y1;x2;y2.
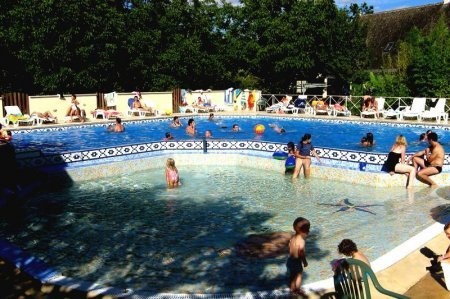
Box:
2;162;449;295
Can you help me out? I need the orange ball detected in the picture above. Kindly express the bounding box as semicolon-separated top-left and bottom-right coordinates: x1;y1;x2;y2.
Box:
254;124;265;134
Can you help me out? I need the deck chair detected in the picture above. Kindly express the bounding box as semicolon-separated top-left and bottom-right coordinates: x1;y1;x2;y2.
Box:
30;112;57;125
361;97;385;119
399;98;426;121
420;98;448;123
4;106;34;126
321;259;408;299
92;92;122;119
265;102;284;113
127;97;149;117
313;100;330;116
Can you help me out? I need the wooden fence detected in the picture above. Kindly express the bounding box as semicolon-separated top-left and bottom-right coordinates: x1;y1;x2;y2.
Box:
1;92;29;114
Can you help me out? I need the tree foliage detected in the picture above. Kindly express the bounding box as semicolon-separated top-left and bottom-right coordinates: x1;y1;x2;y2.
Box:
354;14;450;98
0;0;370;94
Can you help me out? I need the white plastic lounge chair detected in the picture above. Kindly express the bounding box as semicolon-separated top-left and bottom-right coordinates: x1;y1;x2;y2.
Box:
127;97;150;117
361;97;385;118
399;97;426;120
313;100;330;116
332;104;351;117
420;98;448;123
143;100;160;116
179;105;198;113
4;106;34;126
265;102;284;113
30;113;57;125
92;92;123;119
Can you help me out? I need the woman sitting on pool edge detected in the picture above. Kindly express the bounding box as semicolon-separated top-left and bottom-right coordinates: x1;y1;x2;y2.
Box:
381;135;416;188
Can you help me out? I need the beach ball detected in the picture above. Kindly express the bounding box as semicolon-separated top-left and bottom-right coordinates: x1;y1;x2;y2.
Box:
254;124;265;134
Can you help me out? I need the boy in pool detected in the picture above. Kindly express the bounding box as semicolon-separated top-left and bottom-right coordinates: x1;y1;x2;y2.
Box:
287;217;310;295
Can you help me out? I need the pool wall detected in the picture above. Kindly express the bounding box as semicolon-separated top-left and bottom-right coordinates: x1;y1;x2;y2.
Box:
16;140;449;187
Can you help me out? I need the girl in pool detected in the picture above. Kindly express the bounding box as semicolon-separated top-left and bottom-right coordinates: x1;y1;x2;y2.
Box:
165;158;181;188
292;133;321;179
381;135;416;188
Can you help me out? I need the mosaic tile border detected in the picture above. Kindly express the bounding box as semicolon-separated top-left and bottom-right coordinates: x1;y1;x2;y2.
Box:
16;140;450;172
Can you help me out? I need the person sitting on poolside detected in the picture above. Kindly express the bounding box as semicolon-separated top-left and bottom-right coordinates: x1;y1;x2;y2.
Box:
66;94;81;121
171;116;182;127
186;118;197;136
410;132;444;187
108;117;125;132
232;124;240;132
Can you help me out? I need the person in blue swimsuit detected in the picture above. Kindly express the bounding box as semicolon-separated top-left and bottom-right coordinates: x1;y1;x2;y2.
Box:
292;133;321;179
381;135;416;188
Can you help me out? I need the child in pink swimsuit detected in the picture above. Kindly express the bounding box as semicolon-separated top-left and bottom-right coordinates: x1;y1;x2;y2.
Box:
165;158;181;188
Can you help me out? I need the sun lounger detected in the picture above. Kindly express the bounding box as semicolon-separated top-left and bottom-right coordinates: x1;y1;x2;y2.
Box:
420;98;447;123
4;106;34;126
399;97;426;121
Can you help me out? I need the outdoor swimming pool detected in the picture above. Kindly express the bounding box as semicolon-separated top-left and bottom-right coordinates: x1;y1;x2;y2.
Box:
11;116;450;154
1;164;448;294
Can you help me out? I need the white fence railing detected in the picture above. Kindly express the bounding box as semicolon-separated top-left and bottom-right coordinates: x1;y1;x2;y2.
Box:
257;94;449;118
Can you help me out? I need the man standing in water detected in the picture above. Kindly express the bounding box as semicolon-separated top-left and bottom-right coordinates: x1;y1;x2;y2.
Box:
411;132;444;187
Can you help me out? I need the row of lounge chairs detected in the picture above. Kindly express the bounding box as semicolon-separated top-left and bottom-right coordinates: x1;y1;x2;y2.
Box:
265;96;351;117
1;106;57;127
361;97;448;123
264;95;448;123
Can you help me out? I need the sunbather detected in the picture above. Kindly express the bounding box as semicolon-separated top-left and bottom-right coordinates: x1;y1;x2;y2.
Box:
66;94;81;121
31;111;56;123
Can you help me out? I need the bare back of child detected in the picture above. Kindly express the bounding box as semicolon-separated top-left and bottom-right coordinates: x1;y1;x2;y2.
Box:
287;217;310;296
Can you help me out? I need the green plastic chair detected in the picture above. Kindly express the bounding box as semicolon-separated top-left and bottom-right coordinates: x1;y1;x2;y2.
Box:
321;258;409;299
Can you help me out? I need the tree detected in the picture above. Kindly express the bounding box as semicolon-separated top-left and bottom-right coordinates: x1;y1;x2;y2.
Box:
406;15;450;97
5;0;126;94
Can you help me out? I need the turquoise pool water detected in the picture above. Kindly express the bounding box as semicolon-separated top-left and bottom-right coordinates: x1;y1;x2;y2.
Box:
11;117;450;154
1;165;448;294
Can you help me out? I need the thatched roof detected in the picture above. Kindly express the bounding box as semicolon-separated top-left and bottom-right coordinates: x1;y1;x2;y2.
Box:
362;2;450;67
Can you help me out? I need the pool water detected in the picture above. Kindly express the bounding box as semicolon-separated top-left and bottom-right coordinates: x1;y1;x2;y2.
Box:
1;165;448;294
11;117;450;154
